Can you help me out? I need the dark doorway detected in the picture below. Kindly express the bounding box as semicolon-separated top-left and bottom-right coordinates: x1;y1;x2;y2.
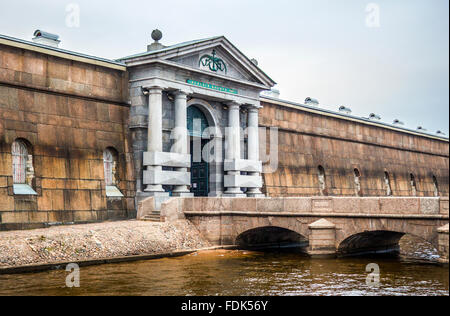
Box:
187;105;210;197
190;139;209;197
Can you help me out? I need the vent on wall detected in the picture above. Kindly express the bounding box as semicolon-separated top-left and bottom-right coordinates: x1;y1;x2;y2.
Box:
32;30;60;48
393;119;405;126
339;106;352;114
369;113;381;121
305;97;319;107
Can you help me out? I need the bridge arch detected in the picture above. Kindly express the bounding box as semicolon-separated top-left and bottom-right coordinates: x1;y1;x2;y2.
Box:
235;226;308;249
336;218;442;256
231;217;311;248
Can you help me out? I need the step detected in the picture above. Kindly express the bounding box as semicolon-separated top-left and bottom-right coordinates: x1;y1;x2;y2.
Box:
141;212;162;222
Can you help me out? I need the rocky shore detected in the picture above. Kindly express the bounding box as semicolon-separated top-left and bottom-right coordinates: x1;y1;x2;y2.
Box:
0;220;210;269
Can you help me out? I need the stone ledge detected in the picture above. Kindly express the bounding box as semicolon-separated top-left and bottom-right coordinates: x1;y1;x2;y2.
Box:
224;175;262;188
183;211;449;220
143;170;191;186
143;151;191;168
224;159;262;173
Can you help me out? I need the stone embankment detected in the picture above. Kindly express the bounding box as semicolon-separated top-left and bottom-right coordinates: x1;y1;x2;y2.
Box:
0;220;210;270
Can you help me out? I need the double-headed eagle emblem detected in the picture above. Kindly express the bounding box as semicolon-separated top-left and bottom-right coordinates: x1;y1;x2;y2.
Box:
199;50;227;74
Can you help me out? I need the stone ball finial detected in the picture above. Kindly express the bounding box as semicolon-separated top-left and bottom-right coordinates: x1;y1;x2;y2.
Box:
151;29;163;42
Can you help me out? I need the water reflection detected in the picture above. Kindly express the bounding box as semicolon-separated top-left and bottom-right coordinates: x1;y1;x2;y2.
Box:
0;248;448;296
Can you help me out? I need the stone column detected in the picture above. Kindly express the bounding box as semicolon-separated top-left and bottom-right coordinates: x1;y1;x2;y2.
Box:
172;91;192;196
246;106;264;197
208;135;225;197
224;102;244;196
145;86;165;194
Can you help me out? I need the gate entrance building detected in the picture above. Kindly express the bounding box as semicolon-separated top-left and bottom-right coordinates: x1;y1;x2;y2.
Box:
118;32;276;205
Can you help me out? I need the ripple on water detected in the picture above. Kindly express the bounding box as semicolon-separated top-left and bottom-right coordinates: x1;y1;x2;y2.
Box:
0;249;448;296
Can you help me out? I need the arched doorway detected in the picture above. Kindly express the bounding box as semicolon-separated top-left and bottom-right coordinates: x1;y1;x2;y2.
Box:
187;105;210;197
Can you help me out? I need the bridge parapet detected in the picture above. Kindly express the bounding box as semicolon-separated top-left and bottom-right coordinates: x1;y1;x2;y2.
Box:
156;196;447;218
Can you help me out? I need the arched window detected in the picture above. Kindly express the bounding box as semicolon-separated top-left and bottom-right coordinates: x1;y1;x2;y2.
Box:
12;140;28;184
384;171;392;196
11;139;37;195
432;175;439;197
318;165;327;196
103;148;123;197
354;168;362;196
410;173;417;196
103;148;116;186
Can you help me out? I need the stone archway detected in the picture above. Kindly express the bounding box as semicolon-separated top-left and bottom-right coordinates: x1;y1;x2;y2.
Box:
186;99;223;197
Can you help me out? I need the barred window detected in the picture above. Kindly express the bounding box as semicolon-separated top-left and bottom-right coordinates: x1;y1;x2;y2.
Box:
384;171;392;196
354;168;362;196
318;165;327;196
12;140;28;184
432;175;439;197
410;173;417;196
103;149;115;186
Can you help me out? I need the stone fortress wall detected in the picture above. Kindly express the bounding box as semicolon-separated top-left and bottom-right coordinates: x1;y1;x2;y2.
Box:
0;42;135;231
259;99;449;198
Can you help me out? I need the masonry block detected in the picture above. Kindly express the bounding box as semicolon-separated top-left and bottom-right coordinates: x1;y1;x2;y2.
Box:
224;174;262;189
438;224;449;264
143;169;191;186
307;218;337;258
143;151;191;168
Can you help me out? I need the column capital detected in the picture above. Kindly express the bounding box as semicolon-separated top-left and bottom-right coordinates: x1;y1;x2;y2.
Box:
247;107;260;114
142;85;164;95
174;89;190;98
226;101;242;110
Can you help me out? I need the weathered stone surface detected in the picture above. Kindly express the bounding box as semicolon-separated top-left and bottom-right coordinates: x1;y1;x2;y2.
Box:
182;196;448;260
260;100;449;198
0;42;133;230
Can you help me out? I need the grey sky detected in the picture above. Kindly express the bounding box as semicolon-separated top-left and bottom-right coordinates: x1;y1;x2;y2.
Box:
1;0;448;134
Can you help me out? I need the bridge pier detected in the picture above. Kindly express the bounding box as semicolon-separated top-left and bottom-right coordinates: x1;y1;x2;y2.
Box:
307;219;337;258
438;224;449;264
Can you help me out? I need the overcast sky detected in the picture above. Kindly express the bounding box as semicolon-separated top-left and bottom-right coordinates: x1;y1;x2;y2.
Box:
1;0;448;134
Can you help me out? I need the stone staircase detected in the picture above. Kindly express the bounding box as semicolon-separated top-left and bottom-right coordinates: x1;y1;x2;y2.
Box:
140;210;162;222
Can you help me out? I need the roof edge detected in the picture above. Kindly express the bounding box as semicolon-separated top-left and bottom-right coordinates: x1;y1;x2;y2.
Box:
261;96;449;143
0;34;126;71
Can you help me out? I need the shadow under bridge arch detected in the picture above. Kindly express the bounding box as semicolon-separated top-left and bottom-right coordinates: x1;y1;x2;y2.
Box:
235;226;309;251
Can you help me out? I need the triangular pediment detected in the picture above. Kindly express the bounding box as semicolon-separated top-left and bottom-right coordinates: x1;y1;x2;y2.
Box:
119;36;276;89
170;45;260;84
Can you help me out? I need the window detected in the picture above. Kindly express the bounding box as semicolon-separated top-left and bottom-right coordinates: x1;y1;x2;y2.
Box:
384;171;392;196
11;139;37;195
12;140;28;184
354;168;362;196
103;149;115;186
410;174;417;196
318;165;327;196
432;175;439;197
103;148;123;197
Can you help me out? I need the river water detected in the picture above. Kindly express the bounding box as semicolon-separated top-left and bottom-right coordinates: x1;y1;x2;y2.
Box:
0;235;448;296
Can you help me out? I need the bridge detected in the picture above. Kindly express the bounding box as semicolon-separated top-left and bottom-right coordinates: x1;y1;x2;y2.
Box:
138;196;449;263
